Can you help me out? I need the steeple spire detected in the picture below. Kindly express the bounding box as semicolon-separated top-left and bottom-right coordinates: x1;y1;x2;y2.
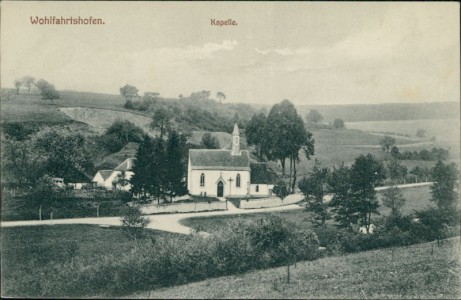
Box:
231;123;240;156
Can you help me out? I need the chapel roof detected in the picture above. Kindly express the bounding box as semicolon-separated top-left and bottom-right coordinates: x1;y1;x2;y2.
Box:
250;162;278;184
189;149;250;170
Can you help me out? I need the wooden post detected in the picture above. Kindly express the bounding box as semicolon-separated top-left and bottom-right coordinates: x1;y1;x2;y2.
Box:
286;265;290;283
39;205;42;221
96;203;100;218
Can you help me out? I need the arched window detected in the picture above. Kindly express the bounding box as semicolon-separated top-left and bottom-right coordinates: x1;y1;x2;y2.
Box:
256;185;259;192
200;173;205;187
236;174;241;188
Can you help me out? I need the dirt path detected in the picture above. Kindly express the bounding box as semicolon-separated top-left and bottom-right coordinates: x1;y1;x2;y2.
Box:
0;202;303;235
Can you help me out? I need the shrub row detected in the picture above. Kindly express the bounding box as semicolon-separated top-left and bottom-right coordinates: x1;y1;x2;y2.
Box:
3;216;319;297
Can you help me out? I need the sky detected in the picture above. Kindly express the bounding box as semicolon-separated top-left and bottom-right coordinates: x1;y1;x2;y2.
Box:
1;2;459;105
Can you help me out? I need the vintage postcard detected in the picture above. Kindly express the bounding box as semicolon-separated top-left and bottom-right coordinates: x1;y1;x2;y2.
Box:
1;1;460;299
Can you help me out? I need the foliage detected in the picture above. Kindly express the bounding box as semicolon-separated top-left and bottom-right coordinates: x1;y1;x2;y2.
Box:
393;147;449;161
150;107;173;138
34;129;90;179
416;128;426;138
332;118;345;129
130;132;188;202
245;112;267;160
381;187;406;217
328;163;354;230
101;120;144;153
165;131;188;200
298;161;330;228
41;84;60;101
119;84;138;102
386;160;407;183
2;122;39;141
430;160;459;212
120;206;150;240
200;132;220;149
216;91;226;103
272;180;289;200
264;100;315;192
349;154;386;233
20;76;35;94
379;135;396;152
2;217;320;298
306;109;323;126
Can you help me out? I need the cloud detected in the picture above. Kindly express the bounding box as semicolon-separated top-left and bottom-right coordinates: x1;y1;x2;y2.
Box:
157;40;238;61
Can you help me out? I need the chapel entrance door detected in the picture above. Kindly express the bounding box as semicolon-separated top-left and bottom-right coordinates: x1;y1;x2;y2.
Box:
217;181;224;197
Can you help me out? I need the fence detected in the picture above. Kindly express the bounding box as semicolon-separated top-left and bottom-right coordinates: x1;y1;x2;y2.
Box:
239;194;304;209
140;201;227;215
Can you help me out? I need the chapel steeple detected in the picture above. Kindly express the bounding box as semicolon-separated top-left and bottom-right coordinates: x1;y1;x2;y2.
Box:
231;123;240;156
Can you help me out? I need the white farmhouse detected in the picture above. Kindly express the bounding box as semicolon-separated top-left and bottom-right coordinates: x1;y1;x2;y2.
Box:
92;158;134;191
187;124;276;198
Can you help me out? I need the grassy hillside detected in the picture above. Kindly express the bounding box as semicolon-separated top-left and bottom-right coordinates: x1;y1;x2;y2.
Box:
129;237;460;299
0;224;182;297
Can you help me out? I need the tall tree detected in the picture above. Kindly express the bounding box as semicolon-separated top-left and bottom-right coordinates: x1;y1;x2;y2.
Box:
14;80;21;95
430;160;458;212
104;119;144;151
149;137;167;202
379;136;396;152
34;130;89;179
119;84;139;102
382;187;406;217
306;109;323;127
298;161;330;228
131;135;154;199
21;76;35;94
387;159;408;184
328;163;354;230
264;100;315;192
246;113;267;160
332;118;345;129
216;91;226;103
349;154;386;233
165;131;188;201
150;107;173;138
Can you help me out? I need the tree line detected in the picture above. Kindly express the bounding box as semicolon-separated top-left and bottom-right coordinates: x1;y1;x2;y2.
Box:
13;76;60;101
299;154;459;239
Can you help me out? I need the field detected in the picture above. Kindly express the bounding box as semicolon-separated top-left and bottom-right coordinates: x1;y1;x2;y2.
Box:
181;186;433;233
292;127;426;178
129;236;460;299
346;119;460;160
0;224;182;297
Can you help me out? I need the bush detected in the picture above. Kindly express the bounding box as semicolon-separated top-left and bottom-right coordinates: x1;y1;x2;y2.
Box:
120;206;150;240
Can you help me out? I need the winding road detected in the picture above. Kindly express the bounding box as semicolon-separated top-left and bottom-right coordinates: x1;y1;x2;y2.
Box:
1;183;432;234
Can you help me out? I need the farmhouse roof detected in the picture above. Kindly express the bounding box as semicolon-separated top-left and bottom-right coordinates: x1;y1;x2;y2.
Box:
98;170;114;181
64;168;92;183
250;163;278;184
189;149;250;170
115;158;135;171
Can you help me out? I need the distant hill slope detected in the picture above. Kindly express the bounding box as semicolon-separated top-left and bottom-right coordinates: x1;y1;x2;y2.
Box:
297;102;459;122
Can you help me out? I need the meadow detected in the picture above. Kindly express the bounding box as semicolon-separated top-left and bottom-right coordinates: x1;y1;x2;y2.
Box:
346;119;460;160
129;237;460;299
0;224;182;297
181;186;434;233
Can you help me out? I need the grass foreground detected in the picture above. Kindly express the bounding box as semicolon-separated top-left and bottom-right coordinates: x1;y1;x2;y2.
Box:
129;237;460;299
